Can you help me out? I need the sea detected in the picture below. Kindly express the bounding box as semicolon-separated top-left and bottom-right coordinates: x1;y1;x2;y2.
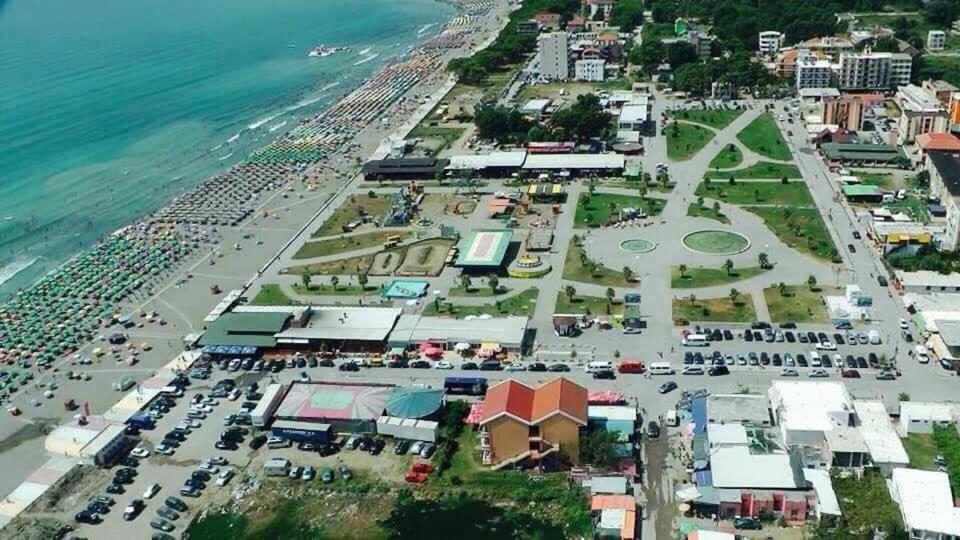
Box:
0;0;454;300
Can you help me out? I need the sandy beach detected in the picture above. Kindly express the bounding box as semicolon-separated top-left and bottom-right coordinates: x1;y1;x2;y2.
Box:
0;0;513;502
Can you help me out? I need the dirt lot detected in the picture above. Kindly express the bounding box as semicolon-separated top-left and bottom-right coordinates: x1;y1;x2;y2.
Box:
396;239;454;276
370;247;406;275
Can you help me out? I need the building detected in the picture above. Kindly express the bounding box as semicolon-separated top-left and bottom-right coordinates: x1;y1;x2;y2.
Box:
388;314;529;354
533;12;561;31
837;50;911;90
452;228;513;269
897;84;949;144
361;158;449;181
926;150;960;250
850;400;909;474
821;142;907;166
590;495;636;540
617;104;649;131
769;381;855;447
538;32;569;81
801;37;854;58
924;79;960;104
889;468;960;539
575;59;605;82
759;31;784;55
516;19;539;35
899;401;958;434
706;394;773;427
914;132;960;164
896;270;960;294
200;311;291;351
272;382;393;434
44;417;127;468
795;57;833;90
821;95;865;131
479;378;587;468
585;0;615;20
928;30;947;51
445;151;528;177
775;49;802;79
521;153;624;176
232;305;402;352
707;446;811;522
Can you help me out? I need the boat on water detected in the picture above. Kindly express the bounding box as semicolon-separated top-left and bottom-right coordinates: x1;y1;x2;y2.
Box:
308;44;351;57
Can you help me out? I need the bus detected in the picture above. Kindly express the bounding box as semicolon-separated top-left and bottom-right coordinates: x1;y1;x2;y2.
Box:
443;376;488;396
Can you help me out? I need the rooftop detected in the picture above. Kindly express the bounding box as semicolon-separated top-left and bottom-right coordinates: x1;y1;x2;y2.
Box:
895;270;960;288
891;468;960;537
802;468;842;516
454;229;513;267
706;393;771;425
521;153;625;170
899;401;957;423
389;314;528;346
928;151;960;197
916;133;960;151
480;377;588;426
769;381;853;434
898;85;945;113
936;320;960;346
200;311;290;348
710;446;803;490
446;152;527;171
618;104;649;124
706;423;749;447
588;405;638;422
852;400;909;465
822;142;906;162
269;306;402;343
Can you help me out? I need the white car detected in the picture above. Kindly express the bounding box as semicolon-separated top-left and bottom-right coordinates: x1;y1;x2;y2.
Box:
899;318;909;329
202;397;219;406
184;419;201;428
216;468;235;487
435;361;453;370
130;447;150;458
207;456;228;466
410;441;425;455
197;462;219;474
505;363;526;372
191;404;213;413
143;483;160;499
781;368;799;377
808;368;829;378
154;443;174;455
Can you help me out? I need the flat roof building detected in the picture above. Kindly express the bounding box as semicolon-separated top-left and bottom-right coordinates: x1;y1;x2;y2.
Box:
231;305;402;351
899;401;959;434
273;382;393;433
361;158;449;181
926;150;960;251
389;314;529;353
889;468;960;539
852;400;909;472
521;153;624;175
706;394;772;427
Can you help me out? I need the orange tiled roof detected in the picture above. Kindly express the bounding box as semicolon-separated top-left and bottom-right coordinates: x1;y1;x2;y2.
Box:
535;12;561;21
591;494;635;511
598;33;618;41
917;132;960;151
480;377;587;425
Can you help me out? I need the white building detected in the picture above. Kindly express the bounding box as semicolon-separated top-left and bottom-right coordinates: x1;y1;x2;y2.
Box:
899;401;958;434
889;468;960;540
891;53;914;86
851;400;909;474
928;30;947;51
837;50;912;90
897;85;949;145
795;57;833;90
574;59;605;82
758;31;784;55
538;32;569;81
617;103;649;130
769;381;854;447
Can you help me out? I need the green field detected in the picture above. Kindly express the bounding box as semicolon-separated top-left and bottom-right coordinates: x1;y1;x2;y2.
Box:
313;194;392;237
671;265;767;289
249;284;298;306
695;180;814;206
423;288;539;318
736;113;792;161
918;55;960;88
673;295;756;323
686;203;729;224
554;292;625;316
447;284;511;297
667;122;714;161
669;108;743;129
562;239;635;287
708;144;743;169
832;469;904;537
745;206;838;262
703;161;801;180
408;126;466;155
293;231;410;260
763;285;838;323
851;169;899;190
292;283;377;296
574;192;665;228
282;252;376;275
903;433;938;471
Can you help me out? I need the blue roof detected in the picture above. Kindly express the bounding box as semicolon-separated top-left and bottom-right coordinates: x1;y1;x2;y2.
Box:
691;396;708;439
385;388;444;419
695;470;713;487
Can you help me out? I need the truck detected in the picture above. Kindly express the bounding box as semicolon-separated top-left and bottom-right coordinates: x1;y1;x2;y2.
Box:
263;457;291;477
113;375;136;391
443;376;488;396
128;412;156;430
867;330;881;345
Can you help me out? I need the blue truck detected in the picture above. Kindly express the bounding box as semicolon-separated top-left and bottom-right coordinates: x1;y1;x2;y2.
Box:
443;376;488;396
128;412;155;430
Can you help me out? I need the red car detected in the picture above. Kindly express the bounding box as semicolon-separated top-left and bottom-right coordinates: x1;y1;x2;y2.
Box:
841;369;861;378
410;462;434;474
404;471;427;483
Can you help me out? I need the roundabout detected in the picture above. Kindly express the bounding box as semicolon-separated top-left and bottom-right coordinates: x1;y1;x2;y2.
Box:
682;229;750;255
619;238;657;253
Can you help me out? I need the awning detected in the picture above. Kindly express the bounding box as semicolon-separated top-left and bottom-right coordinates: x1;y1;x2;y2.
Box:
465;403;485;424
480;342;501;352
424;347;443;357
453;342;471;351
388;347;406;357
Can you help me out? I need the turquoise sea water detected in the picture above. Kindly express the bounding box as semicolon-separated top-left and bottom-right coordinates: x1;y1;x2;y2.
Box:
0;0;453;299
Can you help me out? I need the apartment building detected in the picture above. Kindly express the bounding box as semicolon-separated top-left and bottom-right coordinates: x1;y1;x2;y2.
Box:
821;95;866;131
927;30;947;51
896;84;948;144
795;57;833;90
837;50;912;90
574;59;605;82
925;150;960;251
538;32;569;81
759;31;784;55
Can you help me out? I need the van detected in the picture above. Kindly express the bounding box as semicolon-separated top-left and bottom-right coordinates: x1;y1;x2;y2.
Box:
915;345;929;363
618;360;645;373
585;361;614;374
649;362;674;375
681;334;709;347
263;457;291;477
267;436;291;449
665;410;679;427
868;330;881;345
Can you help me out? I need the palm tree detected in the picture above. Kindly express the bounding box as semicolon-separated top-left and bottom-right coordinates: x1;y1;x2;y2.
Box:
729;288;740;304
689;293;697;305
758;252;769;269
622;266;634;282
565;285;577;302
723;259;734;276
807;274;818;291
778;282;788;297
301;271;312;291
460;274;472;292
357;270;369;291
587;177;597;196
678;264;688;278
487;274;500;294
330;276;340;291
713;201;721;215
637;182;647;200
605;287;615;306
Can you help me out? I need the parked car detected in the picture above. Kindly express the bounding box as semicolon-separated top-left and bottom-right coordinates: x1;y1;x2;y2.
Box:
156;506;179;521
338;463;353;481
321;467;335;483
75;511;101;525
216;469;235;486
646;421;661;438
781;368;799;377
707;365;729;376
150;518;175;532
527;362;547;372
547;363;570;372
658;381;678;394
420;443;436;459
143;483;161;499
122;499;145;521
733;517;762;530
165;496;188;512
461;362;478;370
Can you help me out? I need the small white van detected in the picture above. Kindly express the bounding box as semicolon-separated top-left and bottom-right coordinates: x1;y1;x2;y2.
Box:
915;345;929;363
585;361;614;373
665;410;679;427
649;362;674;375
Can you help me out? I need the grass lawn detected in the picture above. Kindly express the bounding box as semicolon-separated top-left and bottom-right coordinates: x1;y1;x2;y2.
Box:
885;196;931;224
851;169;899;190
671;265;767;289
282;252;376;275
562;239;635;288
919;55;960;88
903;433;938;471
574;192;665;228
736;113;792;161
407;126;466;154
554;292;625;316
703;161;801;180
292;283;378;296
642;22;675;42
744;206;839;262
293;231;410;260
933;424;960;494
672;295;756;323
695;179;813;206
423;288;538;318
447;284;511;297
249;284;298;305
708;144;743;169
313;194;392;237
667;122;714;161
669;108;743;129
686;203;729;224
763;285;839;323
832;469;904;537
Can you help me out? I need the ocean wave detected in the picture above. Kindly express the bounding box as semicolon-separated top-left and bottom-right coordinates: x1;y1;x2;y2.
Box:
219;152;234;161
358;47;372;55
353;53;380;66
248;111;284;131
226;132;241;144
268;120;288;132
0;257;39;288
418;23;435;34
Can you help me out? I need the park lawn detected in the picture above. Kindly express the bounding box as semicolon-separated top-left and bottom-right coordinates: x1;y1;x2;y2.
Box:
671;265;767;289
554;292;625;316
703;161;801;180
933;424;960;494
686;203;729;224
885;196;931;224
903;433;938;471
562;239;635;287
708;144;743;170
448;284;511;297
832;469;904;537
407;126;466;154
744;206;839;262
667;122;715;161
695;180;814;206
763;285;840;323
422;288;538;318
669;108;743;129
736;113;792;161
293;231;410;260
672;295;756;323
313;194;392;237
282;251;376;275
574;192;665;228
292;283;378;296
851;169;899;190
249;284;298;305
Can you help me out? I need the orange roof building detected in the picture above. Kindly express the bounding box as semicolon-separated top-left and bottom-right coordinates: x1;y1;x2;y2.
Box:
479;378;587;468
916;132;960;151
591;495;637;539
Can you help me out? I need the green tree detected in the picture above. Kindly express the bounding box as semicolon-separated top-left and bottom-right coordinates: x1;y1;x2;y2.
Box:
550;94;611;142
778;282;788;296
678;263;688;278
723;259;734;276
925;0;959;26
622;266;634;282
301;271;312;291
460;274;472;292
807;274;818;290
898;392;910;402
629;39;664;73
565;284;577;302
758;252;769;269
729;288;740;304
330;275;339;291
487;274;500;294
712;201;721;215
689;293;697;305
666;42;698;69
358;270;369;291
579;430;622;469
605;287;615;306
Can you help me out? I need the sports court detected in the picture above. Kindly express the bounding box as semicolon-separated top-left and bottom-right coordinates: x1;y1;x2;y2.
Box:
454;229;513;268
